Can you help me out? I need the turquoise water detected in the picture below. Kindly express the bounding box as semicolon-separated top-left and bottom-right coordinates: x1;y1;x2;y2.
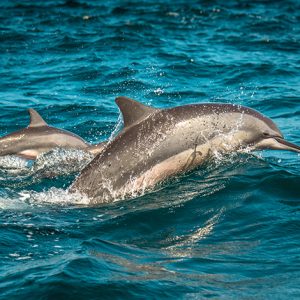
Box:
1;0;300;298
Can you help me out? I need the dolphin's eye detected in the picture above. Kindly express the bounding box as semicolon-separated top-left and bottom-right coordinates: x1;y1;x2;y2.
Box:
262;132;271;137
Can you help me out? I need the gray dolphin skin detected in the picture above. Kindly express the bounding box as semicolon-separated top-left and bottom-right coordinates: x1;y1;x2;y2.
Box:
0;109;106;159
70;97;300;204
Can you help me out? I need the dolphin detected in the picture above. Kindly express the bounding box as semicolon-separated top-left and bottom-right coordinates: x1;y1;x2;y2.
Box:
0;109;106;159
70;97;300;204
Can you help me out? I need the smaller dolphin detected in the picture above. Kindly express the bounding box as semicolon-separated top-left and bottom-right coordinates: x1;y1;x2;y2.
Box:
0;109;106;159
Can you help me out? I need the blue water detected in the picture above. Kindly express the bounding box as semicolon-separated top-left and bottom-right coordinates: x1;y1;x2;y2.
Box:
1;0;300;298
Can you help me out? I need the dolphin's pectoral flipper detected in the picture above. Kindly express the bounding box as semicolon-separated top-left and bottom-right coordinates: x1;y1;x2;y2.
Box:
28;109;48;128
115;96;159;128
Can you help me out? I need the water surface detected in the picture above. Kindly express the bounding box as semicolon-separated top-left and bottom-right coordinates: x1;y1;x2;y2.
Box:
0;0;300;298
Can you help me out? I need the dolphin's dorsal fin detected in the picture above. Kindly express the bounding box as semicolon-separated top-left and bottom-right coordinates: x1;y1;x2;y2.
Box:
115;97;158;128
28;109;48;127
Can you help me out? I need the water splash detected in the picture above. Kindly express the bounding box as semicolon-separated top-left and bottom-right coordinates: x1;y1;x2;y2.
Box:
18;188;90;206
0;149;93;187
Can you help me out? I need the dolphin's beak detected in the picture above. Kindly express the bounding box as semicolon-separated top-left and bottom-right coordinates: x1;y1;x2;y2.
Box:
255;136;300;153
273;137;300;153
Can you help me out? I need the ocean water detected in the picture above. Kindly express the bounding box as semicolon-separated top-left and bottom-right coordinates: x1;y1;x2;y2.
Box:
0;0;300;298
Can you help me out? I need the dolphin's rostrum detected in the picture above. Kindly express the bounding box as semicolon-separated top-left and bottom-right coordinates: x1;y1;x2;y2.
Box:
70;97;300;204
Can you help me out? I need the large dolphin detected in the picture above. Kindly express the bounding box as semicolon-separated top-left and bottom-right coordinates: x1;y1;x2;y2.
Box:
0;109;106;159
70;97;300;204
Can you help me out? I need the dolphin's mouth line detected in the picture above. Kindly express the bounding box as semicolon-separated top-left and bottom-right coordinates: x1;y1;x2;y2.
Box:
274;137;300;152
